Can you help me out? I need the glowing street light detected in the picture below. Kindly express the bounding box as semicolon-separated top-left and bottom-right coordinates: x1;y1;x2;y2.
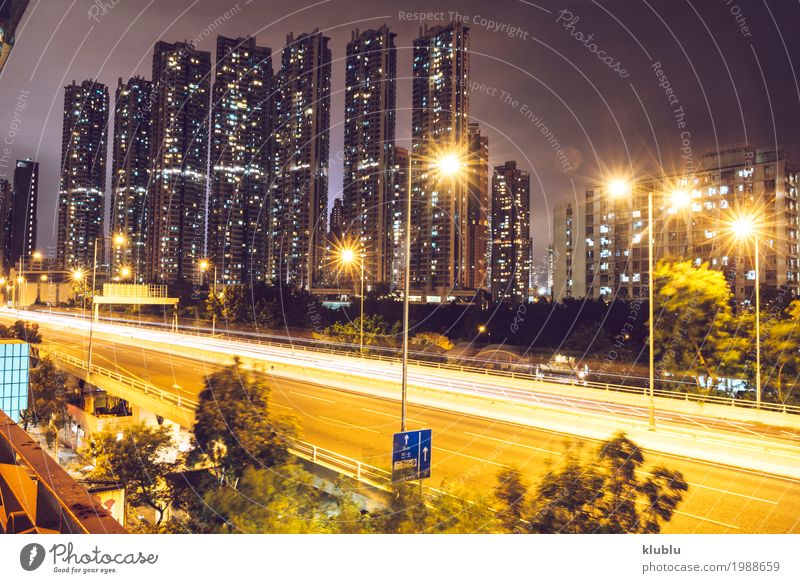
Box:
670;189;691;210
728;211;762;411
337;243;365;353
113;233;127;246
119;266;132;280
32;251;43;261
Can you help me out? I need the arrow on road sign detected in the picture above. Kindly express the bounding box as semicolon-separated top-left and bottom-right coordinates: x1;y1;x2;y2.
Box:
423;447;428;462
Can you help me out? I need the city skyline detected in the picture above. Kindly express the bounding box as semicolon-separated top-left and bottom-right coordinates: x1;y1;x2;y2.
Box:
3;1;797;265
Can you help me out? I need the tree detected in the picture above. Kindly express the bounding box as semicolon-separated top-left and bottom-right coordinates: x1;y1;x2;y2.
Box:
314;314;401;349
496;432;688;534
201;464;327;533
411;332;454;352
653;260;747;392
20;358;68;449
494;467;528;533
192;360;297;484
0;320;42;344
83;424;177;524
761;300;800;404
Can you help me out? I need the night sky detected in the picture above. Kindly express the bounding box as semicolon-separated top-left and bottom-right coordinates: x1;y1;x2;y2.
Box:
0;0;798;271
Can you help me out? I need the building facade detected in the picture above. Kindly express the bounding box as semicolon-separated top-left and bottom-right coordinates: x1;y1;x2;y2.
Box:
391;146;409;291
410;23;471;295
146;41;211;285
490;161;531;303
341;26;397;289
575;145;799;302
271;31;331;289
209;35;273;286
57;80;108;270
551;200;586;301
111;76;151;282
466;123;489;291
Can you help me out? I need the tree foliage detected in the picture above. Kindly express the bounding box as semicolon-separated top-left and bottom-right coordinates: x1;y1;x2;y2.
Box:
83;424;177;524
20;357;68;447
761;300;800;404
314;314;402;349
192;360;297;484
0;320;42;344
200;464;327;533
653;260;747;391
494;432;688;534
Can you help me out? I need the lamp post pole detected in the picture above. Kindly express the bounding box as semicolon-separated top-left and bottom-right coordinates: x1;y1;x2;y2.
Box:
400;153;414;432
754;234;761;411
87;238;98;373
359;254;365;353
647;189;655;431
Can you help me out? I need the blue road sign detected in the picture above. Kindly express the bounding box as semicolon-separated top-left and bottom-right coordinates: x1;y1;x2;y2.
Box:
391;428;432;482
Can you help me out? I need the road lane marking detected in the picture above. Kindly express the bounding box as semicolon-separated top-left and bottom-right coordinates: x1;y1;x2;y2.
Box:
360;408;424;424
674;510;740;530
726;421;764;437
319;416;379;433
463;431;562;456
437;446;509;467
685;483;777;505
289;391;335;403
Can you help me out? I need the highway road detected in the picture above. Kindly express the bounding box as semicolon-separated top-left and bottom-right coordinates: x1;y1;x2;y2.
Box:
11;309;800;444
25;318;800;534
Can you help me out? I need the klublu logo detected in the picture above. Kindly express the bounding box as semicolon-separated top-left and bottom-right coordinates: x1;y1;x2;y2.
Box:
20;543;46;571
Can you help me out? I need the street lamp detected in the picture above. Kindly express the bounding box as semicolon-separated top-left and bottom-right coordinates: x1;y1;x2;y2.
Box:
609;178;656;431
71;268;87;318
337;243;365;353
400;148;466;431
728;212;762;411
198;259;217;334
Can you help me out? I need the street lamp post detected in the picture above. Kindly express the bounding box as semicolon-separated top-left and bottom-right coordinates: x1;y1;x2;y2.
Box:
400;150;464;431
730;214;762;411
198;259;217;335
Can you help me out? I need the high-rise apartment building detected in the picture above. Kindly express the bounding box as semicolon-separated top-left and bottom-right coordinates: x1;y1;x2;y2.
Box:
552;200;586;301
490;161;531;303
329;197;344;241
146;41;211;284
391;147;409;291
341;26;397;288
410;23;471;295
271;31;331;289
57;80;108;270
9;159;38;272
111;76;151;282
571;145;799;302
209;35;273;286
466;123;489;290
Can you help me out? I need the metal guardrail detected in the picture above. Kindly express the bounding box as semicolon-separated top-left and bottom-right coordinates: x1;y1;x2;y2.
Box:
290;440;392;489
